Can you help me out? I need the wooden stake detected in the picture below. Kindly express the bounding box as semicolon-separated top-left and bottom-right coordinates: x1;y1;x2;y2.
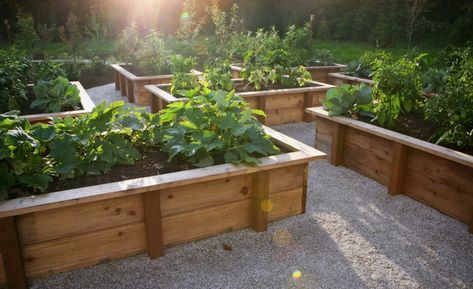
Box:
0;217;28;289
389;143;408;195
330;123;345;166
257;95;267;125
114;70;119;91
143;192;164;259
251;171;269;232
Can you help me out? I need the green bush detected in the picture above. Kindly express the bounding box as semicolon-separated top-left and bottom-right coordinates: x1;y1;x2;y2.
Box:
322;84;373;117
371;52;424;127
15;11;39;50
117;23;141;64
0;49;30;113
425;53;473;147
136;29;169;75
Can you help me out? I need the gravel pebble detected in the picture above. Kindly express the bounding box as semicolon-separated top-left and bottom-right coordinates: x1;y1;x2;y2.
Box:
30;85;473;289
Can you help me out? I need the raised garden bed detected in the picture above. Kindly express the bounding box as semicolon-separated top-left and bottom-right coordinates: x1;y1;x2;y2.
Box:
110;64;201;106
0;127;325;289
231;64;346;83
306;106;473;234
146;80;335;125
23;81;95;124
327;72;373;86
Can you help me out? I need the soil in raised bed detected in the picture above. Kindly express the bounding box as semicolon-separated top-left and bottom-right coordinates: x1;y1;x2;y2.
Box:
359;113;473;156
47;150;188;193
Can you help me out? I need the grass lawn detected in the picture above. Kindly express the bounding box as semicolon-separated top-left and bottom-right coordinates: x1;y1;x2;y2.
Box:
312;40;443;63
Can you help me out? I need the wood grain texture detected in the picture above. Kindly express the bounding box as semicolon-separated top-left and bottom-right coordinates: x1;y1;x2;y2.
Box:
251;171;270;232
119;74;127;96
389;143;408;195
0;254;5;287
315;117;333;153
16;195;143;245
330;123;345;166
143;192;164;259
404;149;473;223
342;127;393;185
114;70;119;90
22;222;146;279
0;217;27;289
126;79;134;103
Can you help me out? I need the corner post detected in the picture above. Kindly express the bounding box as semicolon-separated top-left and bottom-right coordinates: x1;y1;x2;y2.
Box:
0;217;28;289
303;92;315;122
388;143;408;196
119;75;127;97
331;123;345;166
114;70;119;90
257;95;267;125
143;192;164;259
126;79;134;103
251;171;270;232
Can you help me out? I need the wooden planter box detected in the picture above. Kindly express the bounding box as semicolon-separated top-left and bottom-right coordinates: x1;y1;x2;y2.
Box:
0;127;326;289
110;64;202;106
146;80;335;126
306;106;473;234
327;72;373;86
231;64;346;83
23;82;95;124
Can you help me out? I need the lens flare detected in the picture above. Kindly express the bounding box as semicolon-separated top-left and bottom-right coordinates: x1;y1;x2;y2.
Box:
292;270;302;279
260;199;273;212
180;12;190;20
273;228;292;247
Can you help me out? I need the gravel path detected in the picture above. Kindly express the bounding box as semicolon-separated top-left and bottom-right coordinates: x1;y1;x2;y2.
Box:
31;84;473;289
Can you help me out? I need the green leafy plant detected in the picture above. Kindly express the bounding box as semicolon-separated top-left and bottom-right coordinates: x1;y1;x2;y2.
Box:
117;22;141;65
30;61;66;82
169;55;198;96
425;52;473;147
58;12;82;61
15;11;39;50
0;49;30;113
31;77;81;113
159;89;279;167
283;24;313;66
343;51;378;79
371;52;424;127
306;49;335;66
176;0;206;42
322;84;373;118
136;29;169;75
201;61;234;91
421;67;449;95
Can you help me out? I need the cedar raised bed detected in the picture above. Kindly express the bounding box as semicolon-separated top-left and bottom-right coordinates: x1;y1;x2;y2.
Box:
0;127;326;289
306;106;473;234
327;72;373;86
110;64;202;106
231;64;346;83
23;82;95;124
146;80;335;125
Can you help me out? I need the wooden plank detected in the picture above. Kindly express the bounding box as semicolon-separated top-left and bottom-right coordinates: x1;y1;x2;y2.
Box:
143;192;164;259
162;199;251;246
301;164;308;214
307;107;473;170
342;128;392;185
315;117;333;153
404;149;473;223
114;70;119;90
16;195;143;245
251;171;270;232
265;107;304;125
0;217;27;289
160;175;252;217
389;143;408;195
264;93;304;110
22;222;146;279
268;165;305;193
331;123;345;166
268;188;304;221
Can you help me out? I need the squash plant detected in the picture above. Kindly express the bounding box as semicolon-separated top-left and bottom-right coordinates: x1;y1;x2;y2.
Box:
159;88;279;167
169;55;198;96
32;76;81;113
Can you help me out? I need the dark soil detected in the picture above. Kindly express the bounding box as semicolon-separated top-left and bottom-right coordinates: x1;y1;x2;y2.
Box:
360;113;473;156
48;150;188;193
79;66;115;89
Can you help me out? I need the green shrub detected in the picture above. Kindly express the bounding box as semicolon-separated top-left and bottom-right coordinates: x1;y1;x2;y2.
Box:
425;54;473;147
371;52;424;127
322;84;373;117
421;67;449;95
15;11;39;50
117;23;141;64
32;77;81;113
0;49;30;112
30;61;66;82
136;29;169;75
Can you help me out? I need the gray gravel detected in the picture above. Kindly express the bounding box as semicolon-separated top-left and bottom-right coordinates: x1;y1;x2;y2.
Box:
31;85;473;289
